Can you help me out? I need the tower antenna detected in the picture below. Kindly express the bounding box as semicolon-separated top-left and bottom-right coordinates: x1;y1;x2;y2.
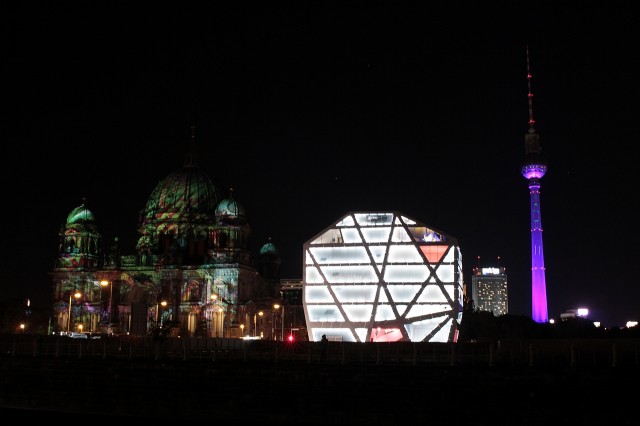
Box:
185;124;198;168
526;46;535;133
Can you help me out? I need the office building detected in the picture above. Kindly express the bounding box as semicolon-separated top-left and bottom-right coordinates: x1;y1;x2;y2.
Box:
471;266;508;316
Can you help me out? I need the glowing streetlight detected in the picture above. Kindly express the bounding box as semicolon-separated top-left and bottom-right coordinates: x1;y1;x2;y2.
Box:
100;280;112;324
254;311;263;337
273;304;282;340
67;291;82;332
156;300;167;325
240;323;245;337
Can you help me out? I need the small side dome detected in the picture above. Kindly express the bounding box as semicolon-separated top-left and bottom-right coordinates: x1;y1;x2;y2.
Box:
260;238;279;256
66;199;96;226
215;188;246;220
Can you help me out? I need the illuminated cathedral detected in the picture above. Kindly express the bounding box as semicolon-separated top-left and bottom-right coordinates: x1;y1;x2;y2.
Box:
50;128;282;337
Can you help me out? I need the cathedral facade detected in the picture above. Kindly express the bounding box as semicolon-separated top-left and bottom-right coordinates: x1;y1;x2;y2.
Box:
50;130;281;338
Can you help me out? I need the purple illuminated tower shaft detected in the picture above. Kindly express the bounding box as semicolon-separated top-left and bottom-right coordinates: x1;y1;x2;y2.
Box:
526;177;547;322
521;47;548;323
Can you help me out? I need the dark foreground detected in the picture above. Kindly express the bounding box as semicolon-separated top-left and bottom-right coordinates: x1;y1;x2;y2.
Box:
0;355;638;425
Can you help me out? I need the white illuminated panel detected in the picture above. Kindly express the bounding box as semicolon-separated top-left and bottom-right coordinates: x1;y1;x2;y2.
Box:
417;285;449;303
391;227;411;242
336;216;355;227
384;265;430;282
321;265;377;283
307;305;344;322
355;213;393;226
386;285;422;302
310;246;370;264
305;266;323;283
387;245;422;263
303;211;463;343
311;228;344;245
332;285;377;303
400;216;416;225
343;305;373;322
436;264;455;282
361;227;391;243
405;304;451;319
374;304;396;321
305;286;333;303
342;228;362;243
369;246;387;263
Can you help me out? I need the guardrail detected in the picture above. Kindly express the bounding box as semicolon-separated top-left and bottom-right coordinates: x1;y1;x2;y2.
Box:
1;334;640;367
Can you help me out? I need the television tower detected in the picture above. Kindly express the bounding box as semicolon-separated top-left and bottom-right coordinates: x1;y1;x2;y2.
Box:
520;46;548;323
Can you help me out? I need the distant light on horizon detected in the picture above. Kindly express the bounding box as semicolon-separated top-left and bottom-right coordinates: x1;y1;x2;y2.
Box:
626;321;638;328
577;308;589;317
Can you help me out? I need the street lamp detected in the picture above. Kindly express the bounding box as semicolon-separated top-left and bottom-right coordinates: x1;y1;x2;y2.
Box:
156;300;167;325
274;304;284;341
100;280;112;324
240;323;245;337
67;291;81;332
273;304;280;340
281;305;285;341
254;311;263;337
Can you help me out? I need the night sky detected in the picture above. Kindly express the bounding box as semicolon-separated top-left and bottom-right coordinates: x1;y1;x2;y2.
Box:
3;2;637;327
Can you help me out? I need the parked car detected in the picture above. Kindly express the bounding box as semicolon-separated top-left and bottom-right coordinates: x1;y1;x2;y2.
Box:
67;332;88;339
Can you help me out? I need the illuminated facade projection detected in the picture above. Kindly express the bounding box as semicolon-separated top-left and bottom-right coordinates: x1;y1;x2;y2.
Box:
50;127;282;337
303;212;463;343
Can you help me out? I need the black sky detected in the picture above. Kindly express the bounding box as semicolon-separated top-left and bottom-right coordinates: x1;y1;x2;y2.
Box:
2;2;638;327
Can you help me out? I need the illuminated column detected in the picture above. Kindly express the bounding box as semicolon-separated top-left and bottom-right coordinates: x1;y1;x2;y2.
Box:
527;177;548;322
219;307;224;337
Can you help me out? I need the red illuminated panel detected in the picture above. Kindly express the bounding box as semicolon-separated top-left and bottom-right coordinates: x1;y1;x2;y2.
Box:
420;245;448;263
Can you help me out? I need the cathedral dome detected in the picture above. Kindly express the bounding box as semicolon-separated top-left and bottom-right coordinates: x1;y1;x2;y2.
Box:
215;188;246;221
259;239;279;256
141;165;220;225
138;128;221;236
66;200;97;230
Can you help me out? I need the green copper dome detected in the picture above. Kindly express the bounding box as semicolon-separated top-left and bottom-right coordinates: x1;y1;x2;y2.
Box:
66;201;96;226
216;195;246;220
259;240;278;256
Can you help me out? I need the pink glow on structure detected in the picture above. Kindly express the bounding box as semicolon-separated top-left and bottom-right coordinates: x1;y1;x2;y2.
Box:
523;46;548;323
370;327;403;342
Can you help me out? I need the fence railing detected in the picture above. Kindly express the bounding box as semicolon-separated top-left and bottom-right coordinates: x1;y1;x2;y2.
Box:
1;334;639;367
